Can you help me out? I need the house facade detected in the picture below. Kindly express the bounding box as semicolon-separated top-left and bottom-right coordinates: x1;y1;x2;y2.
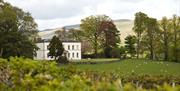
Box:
34;40;81;60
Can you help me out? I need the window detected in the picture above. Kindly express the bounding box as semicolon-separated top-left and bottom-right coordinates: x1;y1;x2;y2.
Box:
76;45;79;50
68;53;70;58
68;45;70;50
77;53;79;58
72;45;74;50
72;53;74;58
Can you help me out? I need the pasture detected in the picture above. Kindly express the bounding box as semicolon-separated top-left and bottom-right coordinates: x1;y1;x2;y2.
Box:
67;59;180;76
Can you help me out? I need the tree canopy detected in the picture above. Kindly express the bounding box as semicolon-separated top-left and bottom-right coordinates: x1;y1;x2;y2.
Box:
0;1;38;58
80;15;120;57
48;36;64;60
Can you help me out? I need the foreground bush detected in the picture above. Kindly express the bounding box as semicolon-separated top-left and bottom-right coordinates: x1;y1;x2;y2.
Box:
0;57;180;91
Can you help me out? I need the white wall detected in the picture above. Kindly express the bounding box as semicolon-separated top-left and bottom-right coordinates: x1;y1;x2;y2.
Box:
34;42;81;60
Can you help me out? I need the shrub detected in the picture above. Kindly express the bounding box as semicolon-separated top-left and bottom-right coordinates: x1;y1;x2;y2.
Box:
0;57;180;91
57;56;69;64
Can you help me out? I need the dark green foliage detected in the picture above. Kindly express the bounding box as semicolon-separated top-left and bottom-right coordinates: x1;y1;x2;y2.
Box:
0;2;37;59
104;46;113;58
0;32;38;58
57;56;69;64
48;36;64;61
109;47;126;59
125;35;136;58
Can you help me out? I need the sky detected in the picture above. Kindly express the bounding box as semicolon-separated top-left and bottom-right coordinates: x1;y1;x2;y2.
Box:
4;0;180;30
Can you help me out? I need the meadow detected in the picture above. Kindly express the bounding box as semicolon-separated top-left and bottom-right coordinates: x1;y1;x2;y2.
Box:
69;59;180;76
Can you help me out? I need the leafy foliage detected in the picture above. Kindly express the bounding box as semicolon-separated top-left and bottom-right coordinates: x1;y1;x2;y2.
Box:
80;15;120;58
0;57;180;91
133;12;180;62
125;35;136;58
0;2;38;58
48;36;64;61
133;12;148;58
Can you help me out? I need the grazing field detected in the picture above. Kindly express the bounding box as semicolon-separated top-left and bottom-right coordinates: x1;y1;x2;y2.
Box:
68;59;180;76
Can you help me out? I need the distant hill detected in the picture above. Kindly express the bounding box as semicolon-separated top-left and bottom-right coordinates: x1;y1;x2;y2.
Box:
114;19;135;44
38;19;135;44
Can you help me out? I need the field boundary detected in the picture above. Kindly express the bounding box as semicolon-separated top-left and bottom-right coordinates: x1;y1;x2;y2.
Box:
69;59;122;65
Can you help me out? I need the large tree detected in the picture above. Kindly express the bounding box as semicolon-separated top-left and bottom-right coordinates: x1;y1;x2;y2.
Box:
80;15;101;57
99;20;120;57
0;1;38;58
0;2;18;57
15;7;38;42
171;15;180;62
160;17;171;61
48;36;64;60
133;12;148;58
80;15;119;57
144;17;159;60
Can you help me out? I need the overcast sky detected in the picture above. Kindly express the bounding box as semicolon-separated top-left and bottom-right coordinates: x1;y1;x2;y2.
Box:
5;0;180;30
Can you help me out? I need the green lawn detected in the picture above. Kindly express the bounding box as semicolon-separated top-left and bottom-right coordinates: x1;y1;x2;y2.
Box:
66;59;180;76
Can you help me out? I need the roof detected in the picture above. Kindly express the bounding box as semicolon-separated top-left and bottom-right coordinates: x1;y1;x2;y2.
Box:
36;39;80;43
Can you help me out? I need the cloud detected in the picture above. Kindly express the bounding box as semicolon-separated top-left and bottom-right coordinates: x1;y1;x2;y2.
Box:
5;0;180;30
5;0;103;19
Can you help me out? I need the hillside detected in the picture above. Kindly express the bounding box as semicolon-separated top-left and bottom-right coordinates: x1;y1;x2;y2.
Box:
38;19;134;44
114;19;135;44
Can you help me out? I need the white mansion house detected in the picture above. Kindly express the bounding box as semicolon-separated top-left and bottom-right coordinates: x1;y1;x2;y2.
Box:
34;39;81;60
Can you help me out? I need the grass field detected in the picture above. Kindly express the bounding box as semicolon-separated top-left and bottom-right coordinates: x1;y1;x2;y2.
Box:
65;59;180;76
70;58;119;62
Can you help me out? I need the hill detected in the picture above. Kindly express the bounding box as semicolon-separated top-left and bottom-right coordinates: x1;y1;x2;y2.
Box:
38;19;135;44
114;19;134;44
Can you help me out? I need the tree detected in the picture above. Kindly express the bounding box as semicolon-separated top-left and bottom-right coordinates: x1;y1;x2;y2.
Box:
133;12;148;58
0;1;38;58
80;15;120;58
171;15;180;62
14;7;38;42
160;17;171;61
99;20;120;58
80;15;101;57
144;17;159;60
0;2;18;58
68;28;85;41
125;35;136;58
48;36;64;60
